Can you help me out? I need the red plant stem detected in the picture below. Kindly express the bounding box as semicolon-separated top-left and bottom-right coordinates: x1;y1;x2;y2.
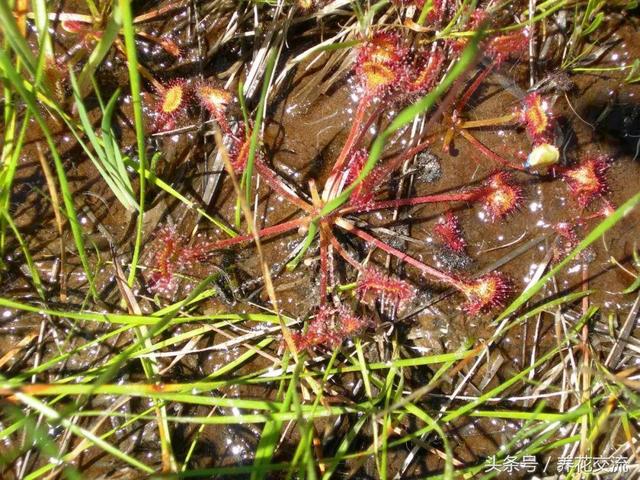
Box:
373;137;433;182
198;217;308;252
442;126;455;154
214;112;232;136
454;61;496;114
458;112;517;129
329;94;372;177
327;236;336;293
254;160;314;212
336;137;435;210
133;3;184;23
326;229;363;270
349;190;480;214
325;99;407;203
319;228;329;300
349;102;385;156
457;129;526;171
322;98;377;203
335;218;465;291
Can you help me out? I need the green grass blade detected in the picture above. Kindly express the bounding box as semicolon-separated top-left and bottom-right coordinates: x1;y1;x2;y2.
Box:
15;392;154;474
2;404;82;480
101;87;138;210
69;72;138;211
0;0;36;74
250;376;295;480
244;45;279;217
31;0;53;57
124;157;237;237
116;0;148;286
496;190;640;321
76;13;121;94
0;49;96;297
1;211;45;300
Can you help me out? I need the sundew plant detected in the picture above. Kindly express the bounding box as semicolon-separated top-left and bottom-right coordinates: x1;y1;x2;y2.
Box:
1;0;640;478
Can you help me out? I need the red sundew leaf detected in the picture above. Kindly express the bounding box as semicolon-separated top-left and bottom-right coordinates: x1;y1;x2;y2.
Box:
554;221;579;243
290;331;311;351
521;93;554;144
460;272;512;314
406;48;445;96
147;226;206;295
486;30;529;64
481;172;524;220
560;157;610;207
148;226;184;295
345;149;368;185
337;306;371;336
391;0;423;5
427;0;446;22
154;79;190;131
227;126;253;174
348;160;394;209
61;20;89;34
61;20;103;47
467;8;489;29
551;221;580;263
434;211;466;253
291;305;369;352
358;61;403;96
355;32;407;96
196;83;233;134
158;36;182;58
357;32;405;67
349;169;381;208
356;268;415;310
196;84;232;117
592;199;616;219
